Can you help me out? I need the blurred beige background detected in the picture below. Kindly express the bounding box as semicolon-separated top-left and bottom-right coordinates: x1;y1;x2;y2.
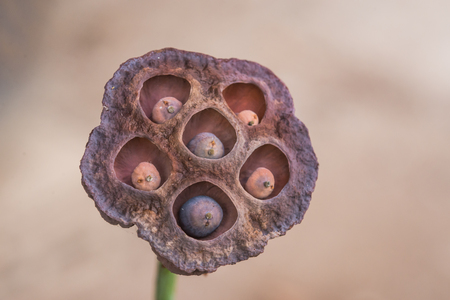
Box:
1;0;449;299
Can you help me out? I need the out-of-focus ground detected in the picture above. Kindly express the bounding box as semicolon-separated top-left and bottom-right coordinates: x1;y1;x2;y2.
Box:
1;0;449;299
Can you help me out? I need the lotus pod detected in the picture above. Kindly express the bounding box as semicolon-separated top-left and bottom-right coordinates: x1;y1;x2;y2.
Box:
80;48;319;275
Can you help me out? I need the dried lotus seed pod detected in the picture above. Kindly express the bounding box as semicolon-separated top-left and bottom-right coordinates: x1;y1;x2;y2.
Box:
80;48;318;276
237;110;259;126
245;167;275;199
151;96;182;124
179;195;223;238
131;162;161;191
187;132;224;159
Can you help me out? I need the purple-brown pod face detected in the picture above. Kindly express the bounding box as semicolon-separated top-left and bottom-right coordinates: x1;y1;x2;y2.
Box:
245;167;275;199
81;48;319;275
237;110;259;126
179;195;223;238
151;96;182;124
187;132;224;159
131;162;161;191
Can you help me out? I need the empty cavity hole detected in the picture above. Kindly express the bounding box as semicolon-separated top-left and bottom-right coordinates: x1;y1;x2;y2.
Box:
173;182;238;240
182;108;237;157
239;144;289;199
222;83;266;123
114;137;172;189
139;75;190;122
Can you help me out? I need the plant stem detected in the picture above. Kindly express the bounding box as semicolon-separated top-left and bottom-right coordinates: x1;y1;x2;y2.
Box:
155;261;177;300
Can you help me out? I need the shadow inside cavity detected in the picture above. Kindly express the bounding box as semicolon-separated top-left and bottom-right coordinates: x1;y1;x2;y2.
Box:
139;75;190;120
222;83;266;122
114;137;172;188
182;108;237;156
239;144;289;199
173;182;238;240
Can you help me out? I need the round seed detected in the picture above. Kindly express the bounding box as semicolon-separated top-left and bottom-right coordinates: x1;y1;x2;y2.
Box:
151;97;182;123
179;195;223;238
132;162;161;191
245;167;275;198
237;110;259;126
187;132;224;159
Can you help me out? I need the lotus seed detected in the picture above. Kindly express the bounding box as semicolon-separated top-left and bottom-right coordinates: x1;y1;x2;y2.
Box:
245;167;275;198
151;96;182;123
237;110;259;126
187;132;225;159
131;162;161;191
179;195;223;238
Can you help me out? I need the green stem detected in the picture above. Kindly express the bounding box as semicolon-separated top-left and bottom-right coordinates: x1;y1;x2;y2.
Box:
155;261;177;300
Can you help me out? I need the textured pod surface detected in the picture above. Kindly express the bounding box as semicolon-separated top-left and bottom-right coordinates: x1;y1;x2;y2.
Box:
80;48;318;275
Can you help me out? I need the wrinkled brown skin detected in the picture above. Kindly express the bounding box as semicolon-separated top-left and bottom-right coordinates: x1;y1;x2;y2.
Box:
80;48;319;275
